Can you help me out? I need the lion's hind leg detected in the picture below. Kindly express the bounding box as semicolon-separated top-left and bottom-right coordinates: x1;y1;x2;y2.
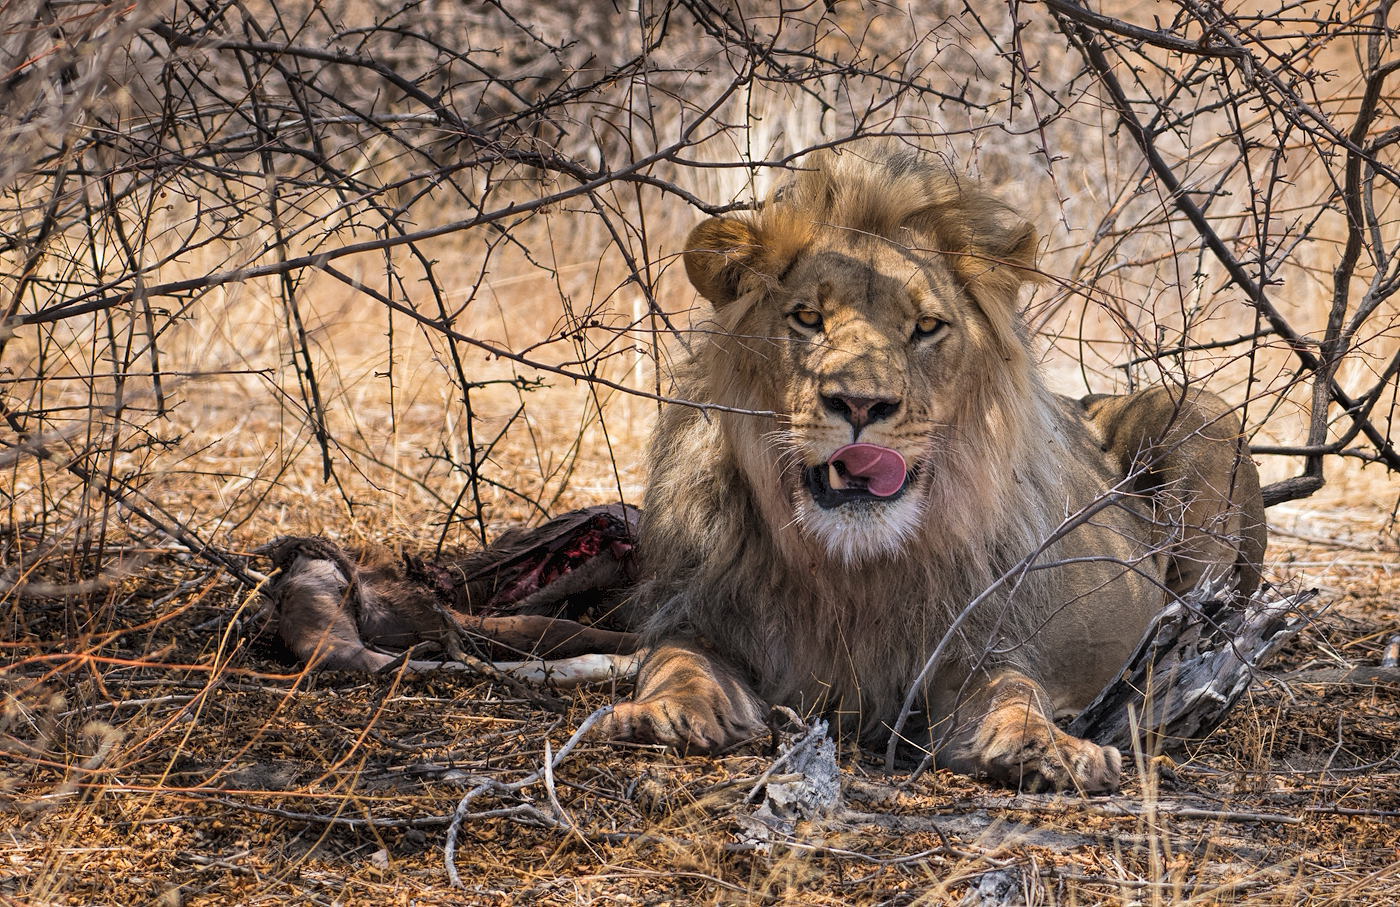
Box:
599;644;768;755
1084;387;1267;597
940;672;1122;794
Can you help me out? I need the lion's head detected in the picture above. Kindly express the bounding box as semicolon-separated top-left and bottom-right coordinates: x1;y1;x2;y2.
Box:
681;143;1049;563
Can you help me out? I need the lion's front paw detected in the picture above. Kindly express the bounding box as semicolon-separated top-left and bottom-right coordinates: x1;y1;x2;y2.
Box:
980;720;1121;794
599;697;750;754
948;672;1123;794
597;645;767;755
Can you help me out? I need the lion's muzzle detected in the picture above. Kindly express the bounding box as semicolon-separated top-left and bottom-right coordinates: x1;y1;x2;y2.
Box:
804;443;911;508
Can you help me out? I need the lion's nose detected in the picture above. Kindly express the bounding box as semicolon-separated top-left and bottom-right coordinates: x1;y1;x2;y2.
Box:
820;392;901;433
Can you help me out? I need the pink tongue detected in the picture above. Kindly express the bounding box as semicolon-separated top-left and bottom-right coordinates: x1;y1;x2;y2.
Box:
830;443;908;497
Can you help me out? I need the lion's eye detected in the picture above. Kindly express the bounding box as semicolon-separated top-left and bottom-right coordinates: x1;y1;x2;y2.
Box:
790;308;823;331
914;315;946;338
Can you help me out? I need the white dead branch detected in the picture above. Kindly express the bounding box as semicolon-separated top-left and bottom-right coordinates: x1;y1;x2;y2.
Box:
1067;581;1321;751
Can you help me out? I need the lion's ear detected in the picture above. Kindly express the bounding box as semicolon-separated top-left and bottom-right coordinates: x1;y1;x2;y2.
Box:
684;216;759;307
933;207;1041;359
953;217;1040;278
998;220;1039;275
942;214;1043;302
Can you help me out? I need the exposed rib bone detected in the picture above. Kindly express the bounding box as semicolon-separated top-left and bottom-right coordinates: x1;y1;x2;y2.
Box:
405;649;647;687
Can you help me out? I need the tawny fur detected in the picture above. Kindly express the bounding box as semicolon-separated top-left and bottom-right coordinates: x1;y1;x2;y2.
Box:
605;142;1266;793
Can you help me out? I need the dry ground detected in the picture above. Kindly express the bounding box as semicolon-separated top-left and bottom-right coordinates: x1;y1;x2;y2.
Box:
1;499;1398;907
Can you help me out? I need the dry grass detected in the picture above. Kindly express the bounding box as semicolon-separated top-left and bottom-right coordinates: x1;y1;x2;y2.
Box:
1;527;1398;906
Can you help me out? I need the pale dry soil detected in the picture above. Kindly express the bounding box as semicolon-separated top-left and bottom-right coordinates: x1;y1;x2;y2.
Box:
0;516;1397;907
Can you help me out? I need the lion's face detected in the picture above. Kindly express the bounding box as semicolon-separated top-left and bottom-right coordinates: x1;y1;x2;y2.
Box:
682;148;1041;564
772;232;995;561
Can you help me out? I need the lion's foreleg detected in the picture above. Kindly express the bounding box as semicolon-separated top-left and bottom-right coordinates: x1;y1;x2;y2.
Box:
599;644;768;755
939;672;1122;794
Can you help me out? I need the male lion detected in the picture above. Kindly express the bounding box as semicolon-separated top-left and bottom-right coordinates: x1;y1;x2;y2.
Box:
601;143;1266;793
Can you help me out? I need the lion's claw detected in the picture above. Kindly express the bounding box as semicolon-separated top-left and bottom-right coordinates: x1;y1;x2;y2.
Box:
601;699;753;755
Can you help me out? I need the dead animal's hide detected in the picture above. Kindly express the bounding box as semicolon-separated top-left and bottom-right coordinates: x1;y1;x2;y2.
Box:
255;504;642;673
